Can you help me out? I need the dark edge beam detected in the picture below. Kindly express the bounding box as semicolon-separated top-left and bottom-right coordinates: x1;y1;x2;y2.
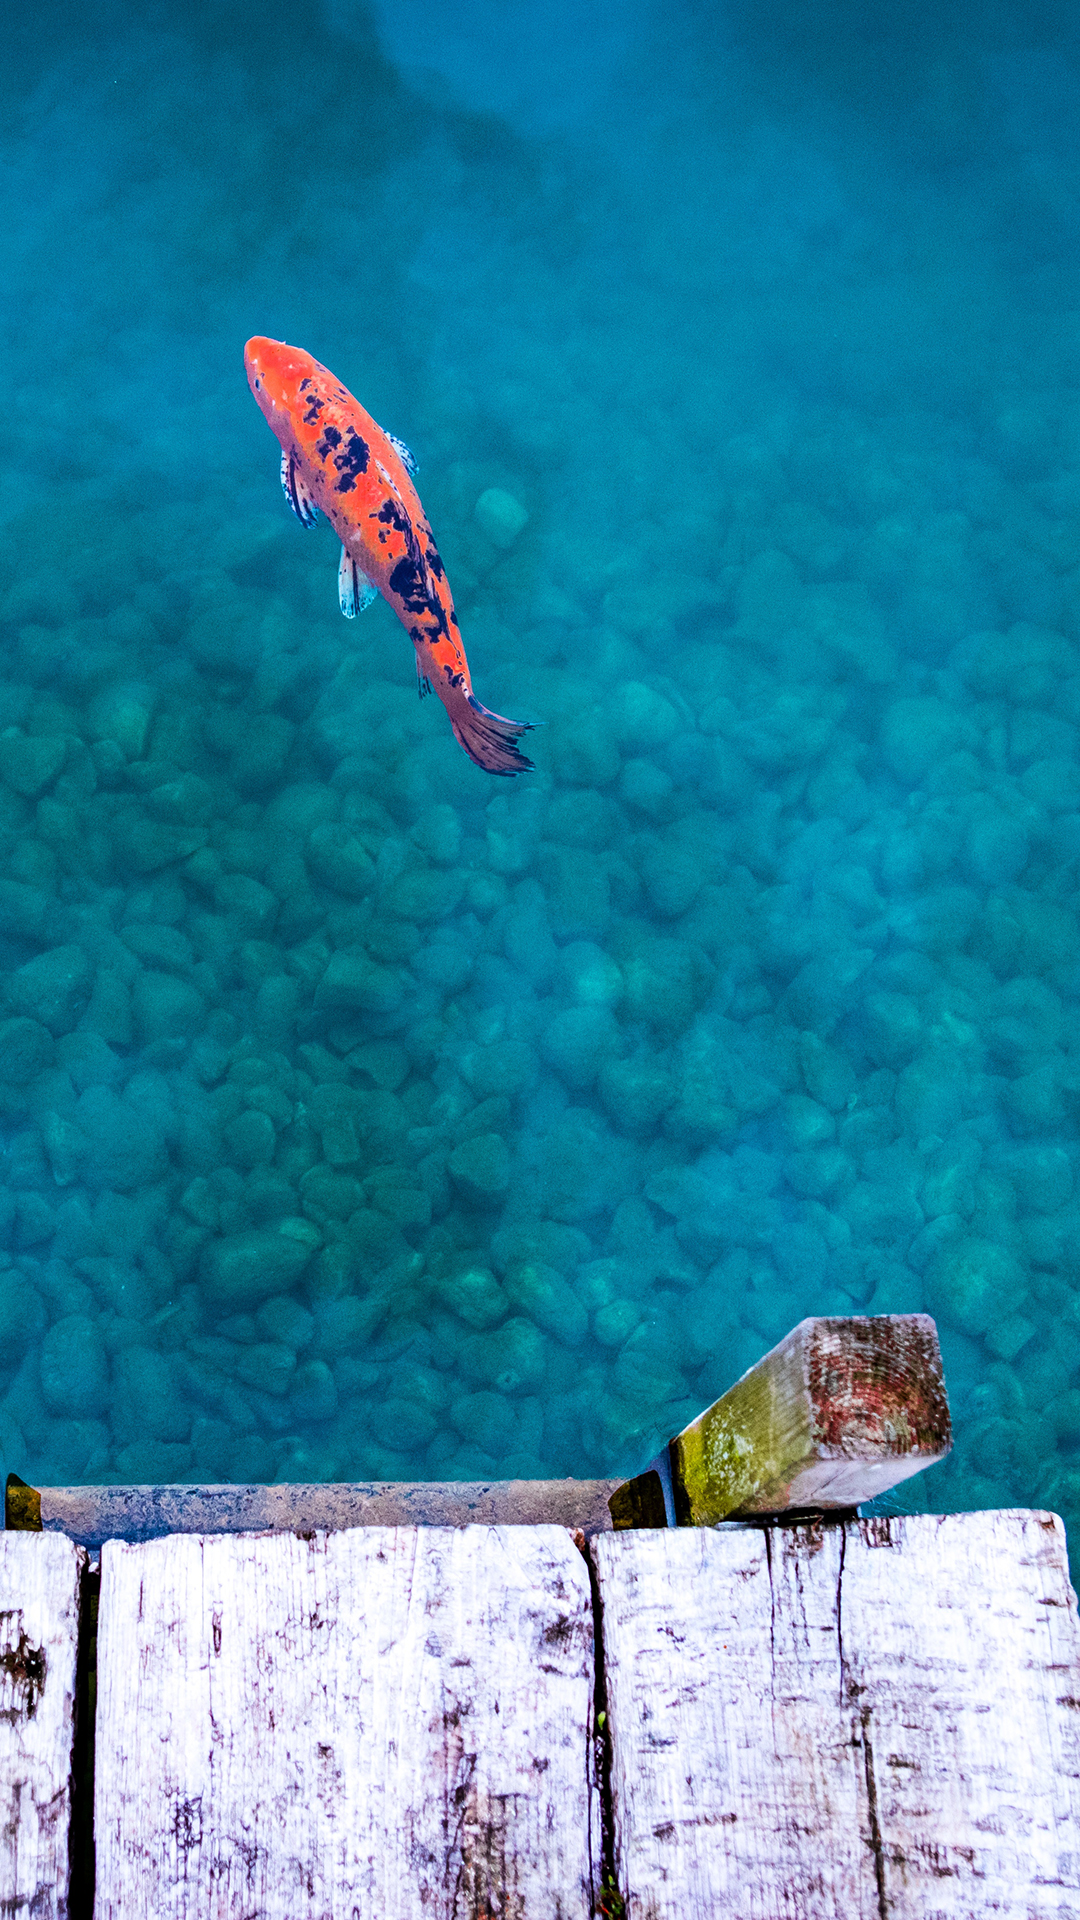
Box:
6;1479;624;1550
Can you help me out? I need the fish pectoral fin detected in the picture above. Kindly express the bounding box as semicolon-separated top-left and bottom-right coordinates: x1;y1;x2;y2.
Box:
386;432;418;477
280;450;320;528
415;655;433;701
338;545;378;619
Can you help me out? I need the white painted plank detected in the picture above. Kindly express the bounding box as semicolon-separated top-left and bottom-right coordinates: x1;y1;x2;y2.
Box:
594;1511;1080;1919
0;1533;86;1920
94;1524;597;1920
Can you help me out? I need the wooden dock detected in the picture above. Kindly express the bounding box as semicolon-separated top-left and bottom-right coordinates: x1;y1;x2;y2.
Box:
3;1314;1077;1916
2;1506;1079;1918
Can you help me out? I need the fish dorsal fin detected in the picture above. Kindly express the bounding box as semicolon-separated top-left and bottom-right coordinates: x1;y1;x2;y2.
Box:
338;544;378;619
386;433;418;477
280;449;320;528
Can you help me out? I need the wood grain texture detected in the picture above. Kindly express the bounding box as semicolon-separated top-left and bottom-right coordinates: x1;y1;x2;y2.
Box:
595;1522;863;1918
594;1510;1080;1919
841;1510;1080;1915
94;1524;597;1920
0;1533;86;1920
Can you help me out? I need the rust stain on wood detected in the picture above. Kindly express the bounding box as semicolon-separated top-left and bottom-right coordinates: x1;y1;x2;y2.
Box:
806;1316;952;1458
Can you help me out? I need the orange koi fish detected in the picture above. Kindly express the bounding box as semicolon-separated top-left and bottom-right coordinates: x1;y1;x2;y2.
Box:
244;337;533;776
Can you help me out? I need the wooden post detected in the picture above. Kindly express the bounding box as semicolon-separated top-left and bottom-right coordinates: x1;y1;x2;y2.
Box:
609;1314;952;1529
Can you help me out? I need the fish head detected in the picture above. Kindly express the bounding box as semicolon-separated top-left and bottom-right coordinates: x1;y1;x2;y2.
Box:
244;336;318;438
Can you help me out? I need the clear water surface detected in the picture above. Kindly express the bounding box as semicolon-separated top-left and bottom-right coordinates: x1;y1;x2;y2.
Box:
3;0;1080;1560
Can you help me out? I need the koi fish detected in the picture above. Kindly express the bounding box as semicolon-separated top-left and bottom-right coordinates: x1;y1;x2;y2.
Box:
244;337;533;776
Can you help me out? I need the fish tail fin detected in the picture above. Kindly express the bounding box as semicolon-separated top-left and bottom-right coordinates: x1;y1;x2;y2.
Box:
450;689;535;776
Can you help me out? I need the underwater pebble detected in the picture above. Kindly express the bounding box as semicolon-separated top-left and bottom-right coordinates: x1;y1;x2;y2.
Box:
86;684;153;760
200;1226;316;1310
230;715;295;795
0;880;52;944
0;1016;52;1084
503;1262;588;1346
597;1053;673;1135
8;945;93;1035
448;1131;511;1205
0;1267;46;1352
459;1038;538;1101
111;1346;189;1444
458;1316;546;1394
540;1005;617;1092
449;1387;517;1454
592;1299;642;1348
925;1235;1028;1337
411;802;462;865
620;936;713;1035
224;1107;276;1169
114;815;210;875
0;731;67;798
999;1145;1073;1214
432;1267;508;1331
983;1312;1037;1363
306;822;376;897
559;941;622;1008
379;1393;437;1450
132;970;206;1046
77;1086;170;1192
237;1341;296;1395
255;1294;314;1351
473;487;529;548
610;681;679;752
40;1313;108;1417
315;951;402;1016
881;696;972;782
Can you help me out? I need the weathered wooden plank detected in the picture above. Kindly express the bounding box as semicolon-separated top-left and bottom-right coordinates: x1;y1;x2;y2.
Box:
0;1533;86;1920
840;1510;1080;1914
594;1510;1080;1919
611;1313;952;1529
11;1475;620;1547
94;1524;597;1920
595;1522;864;1917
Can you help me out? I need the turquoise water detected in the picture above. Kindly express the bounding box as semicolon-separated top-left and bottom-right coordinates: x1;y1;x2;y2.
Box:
2;0;1079;1546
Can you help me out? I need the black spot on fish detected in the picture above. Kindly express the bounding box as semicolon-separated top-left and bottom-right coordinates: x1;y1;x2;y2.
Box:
389;556;427;607
299;377;312;391
376;496;409;533
332;429;370;493
303;392;325;424
425;544;445;581
314;425;342;464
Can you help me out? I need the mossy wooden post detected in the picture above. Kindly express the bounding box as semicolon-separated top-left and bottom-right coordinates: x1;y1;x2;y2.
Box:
609;1314;952;1530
